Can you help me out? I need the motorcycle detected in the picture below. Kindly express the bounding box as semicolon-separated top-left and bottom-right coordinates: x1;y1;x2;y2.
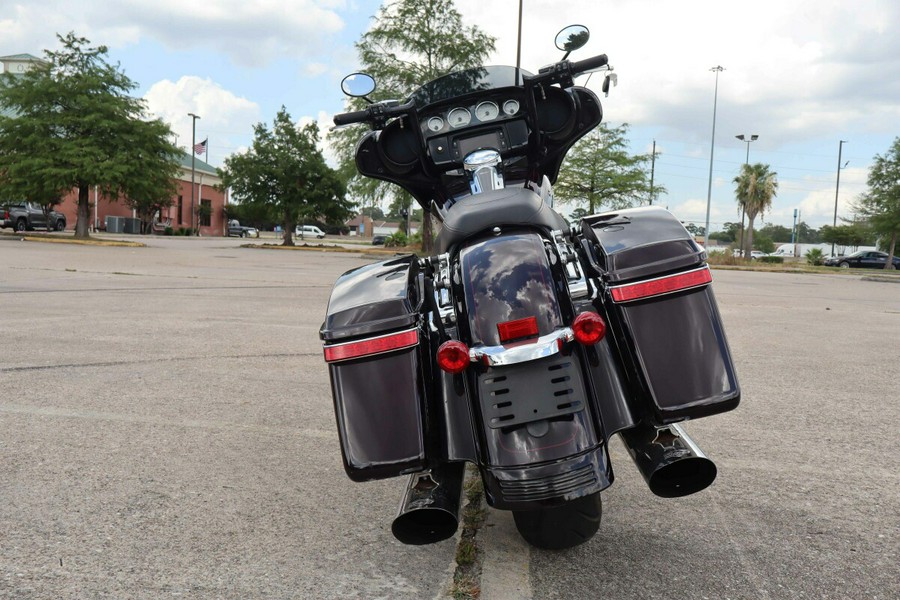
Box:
320;25;739;549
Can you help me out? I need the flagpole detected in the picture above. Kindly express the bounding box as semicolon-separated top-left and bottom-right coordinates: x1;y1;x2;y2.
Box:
188;112;200;235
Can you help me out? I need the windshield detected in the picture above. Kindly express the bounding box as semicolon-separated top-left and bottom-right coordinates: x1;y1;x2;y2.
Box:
408;66;532;108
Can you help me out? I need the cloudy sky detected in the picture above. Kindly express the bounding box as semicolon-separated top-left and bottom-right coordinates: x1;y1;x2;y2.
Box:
2;0;898;230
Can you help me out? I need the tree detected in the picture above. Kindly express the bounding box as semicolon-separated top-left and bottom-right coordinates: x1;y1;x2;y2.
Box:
684;222;705;237
753;233;775;254
709;221;740;243
219;107;350;246
855;137;900;268
758;223;793;243
224;201;275;230
795;220;821;243
820;223;873;253
733;163;778;257
0;33;181;238
328;0;496;253
555;124;663;214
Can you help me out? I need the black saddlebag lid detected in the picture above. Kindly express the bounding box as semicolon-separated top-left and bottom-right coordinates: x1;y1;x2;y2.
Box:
582;207;705;283
320;255;419;341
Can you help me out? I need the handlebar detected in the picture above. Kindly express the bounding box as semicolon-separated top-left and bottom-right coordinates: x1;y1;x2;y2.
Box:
532;54;609;88
333;109;372;126
333;100;416;127
571;54;608;75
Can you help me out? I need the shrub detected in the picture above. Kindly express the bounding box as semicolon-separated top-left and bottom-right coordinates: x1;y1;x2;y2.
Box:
385;232;409;247
757;256;784;264
805;248;824;266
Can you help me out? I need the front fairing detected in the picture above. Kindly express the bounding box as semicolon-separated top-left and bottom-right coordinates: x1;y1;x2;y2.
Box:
352;66;603;213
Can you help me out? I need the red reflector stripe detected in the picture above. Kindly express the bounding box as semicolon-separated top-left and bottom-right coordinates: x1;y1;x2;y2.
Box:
497;316;539;343
610;267;712;303
323;329;418;363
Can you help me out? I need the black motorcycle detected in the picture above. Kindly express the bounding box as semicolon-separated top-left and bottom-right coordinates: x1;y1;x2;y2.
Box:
320;25;739;549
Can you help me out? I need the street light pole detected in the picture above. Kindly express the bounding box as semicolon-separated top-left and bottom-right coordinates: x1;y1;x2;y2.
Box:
704;66;725;248
188;112;201;235
831;140;848;257
735;134;758;256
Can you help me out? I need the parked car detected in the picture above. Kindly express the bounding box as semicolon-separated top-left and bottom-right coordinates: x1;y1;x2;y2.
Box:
295;225;325;239
226;219;259;238
731;249;768;259
1;202;67;232
371;234;386;245
824;250;900;269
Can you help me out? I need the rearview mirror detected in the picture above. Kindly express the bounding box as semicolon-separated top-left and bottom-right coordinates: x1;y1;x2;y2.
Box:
555;25;590;53
341;73;376;98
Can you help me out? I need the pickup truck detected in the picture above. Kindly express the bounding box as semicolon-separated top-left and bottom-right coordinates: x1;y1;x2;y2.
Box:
226;219;259;238
1;202;67;232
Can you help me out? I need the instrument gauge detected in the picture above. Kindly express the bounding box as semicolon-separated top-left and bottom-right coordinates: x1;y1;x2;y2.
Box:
503;99;520;116
426;116;444;132
447;107;472;128
475;101;500;122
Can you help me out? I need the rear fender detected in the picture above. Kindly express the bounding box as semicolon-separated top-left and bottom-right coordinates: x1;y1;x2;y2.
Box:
452;232;612;508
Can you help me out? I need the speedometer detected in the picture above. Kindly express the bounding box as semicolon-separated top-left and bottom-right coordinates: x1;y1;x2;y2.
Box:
475;101;500;121
447;107;472;128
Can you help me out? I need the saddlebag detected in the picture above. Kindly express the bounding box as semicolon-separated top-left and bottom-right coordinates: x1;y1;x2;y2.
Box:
320;255;429;481
582;206;740;425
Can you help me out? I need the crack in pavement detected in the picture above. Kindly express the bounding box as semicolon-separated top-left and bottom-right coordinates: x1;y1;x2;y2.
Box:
0;352;320;373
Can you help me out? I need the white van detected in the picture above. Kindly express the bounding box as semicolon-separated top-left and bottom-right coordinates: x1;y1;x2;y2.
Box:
295;225;325;239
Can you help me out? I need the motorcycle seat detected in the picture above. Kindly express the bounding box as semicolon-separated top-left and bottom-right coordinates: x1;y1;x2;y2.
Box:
436;187;569;252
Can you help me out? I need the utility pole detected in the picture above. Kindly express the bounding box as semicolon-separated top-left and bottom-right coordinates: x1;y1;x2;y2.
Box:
649;139;656;205
188;113;201;235
831;140;848;258
704;66;725;248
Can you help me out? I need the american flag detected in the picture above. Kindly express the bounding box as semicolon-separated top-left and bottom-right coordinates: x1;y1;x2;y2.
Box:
194;138;207;155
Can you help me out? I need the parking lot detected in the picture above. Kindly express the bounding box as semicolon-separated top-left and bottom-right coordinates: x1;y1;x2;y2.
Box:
1;236;898;599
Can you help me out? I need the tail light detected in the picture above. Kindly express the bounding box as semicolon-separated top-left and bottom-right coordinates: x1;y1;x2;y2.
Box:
610;267;712;303
497;316;539;344
323;329;418;363
437;340;470;374
572;312;606;345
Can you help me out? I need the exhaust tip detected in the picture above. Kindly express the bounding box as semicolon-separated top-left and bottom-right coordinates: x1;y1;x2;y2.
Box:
391;508;459;545
647;456;717;498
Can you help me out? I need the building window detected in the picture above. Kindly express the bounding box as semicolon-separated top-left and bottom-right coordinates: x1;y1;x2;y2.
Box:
177;196;183;225
200;199;212;227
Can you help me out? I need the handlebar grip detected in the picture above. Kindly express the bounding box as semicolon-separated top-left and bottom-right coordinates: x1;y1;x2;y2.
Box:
570;54;608;75
333;109;371;126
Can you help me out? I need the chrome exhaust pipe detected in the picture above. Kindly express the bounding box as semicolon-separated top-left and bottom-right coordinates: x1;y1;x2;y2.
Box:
391;462;465;545
619;422;717;498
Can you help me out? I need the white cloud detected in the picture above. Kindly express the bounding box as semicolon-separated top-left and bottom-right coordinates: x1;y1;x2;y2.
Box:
0;0;346;66
143;76;260;163
454;0;900;145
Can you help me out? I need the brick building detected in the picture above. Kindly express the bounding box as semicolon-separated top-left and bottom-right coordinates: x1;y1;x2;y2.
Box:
51;155;227;236
1;53;227;235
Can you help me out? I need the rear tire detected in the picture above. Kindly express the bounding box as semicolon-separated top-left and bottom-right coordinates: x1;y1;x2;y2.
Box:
16;218;27;232
512;492;602;550
56;220;65;231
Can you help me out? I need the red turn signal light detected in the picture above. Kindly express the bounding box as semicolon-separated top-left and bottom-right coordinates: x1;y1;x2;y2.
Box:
572;312;606;345
437;340;470;374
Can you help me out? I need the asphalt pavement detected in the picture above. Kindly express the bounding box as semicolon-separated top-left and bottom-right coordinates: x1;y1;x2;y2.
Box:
1;236;898;599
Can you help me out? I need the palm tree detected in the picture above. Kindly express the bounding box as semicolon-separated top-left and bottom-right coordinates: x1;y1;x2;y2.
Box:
734;163;779;257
